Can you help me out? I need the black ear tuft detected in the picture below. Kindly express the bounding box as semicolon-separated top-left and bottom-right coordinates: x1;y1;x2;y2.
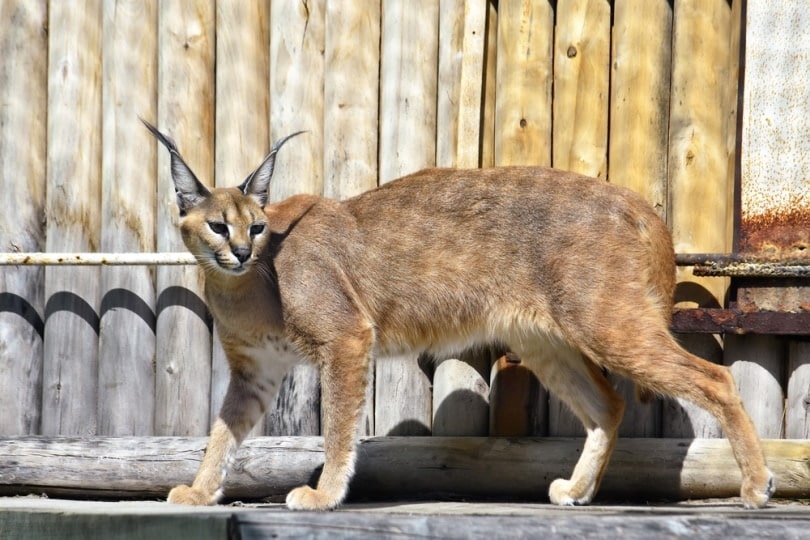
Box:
141;117;211;214
238;131;306;207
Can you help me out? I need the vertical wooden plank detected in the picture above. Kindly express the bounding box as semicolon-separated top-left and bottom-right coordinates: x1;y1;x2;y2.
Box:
154;0;215;436
0;0;48;435
608;0;671;218
493;0;553;167
787;342;810;439
97;0;157;437
479;0;497;168
268;0;325;436
213;0;270;437
552;0;609;178
489;353;546;436
433;358;489;436
323;0;380;434
437;0;486;169
41;0;103;437
323;0;380;200
664;0;732;438
725;336;785;438
375;0;439;436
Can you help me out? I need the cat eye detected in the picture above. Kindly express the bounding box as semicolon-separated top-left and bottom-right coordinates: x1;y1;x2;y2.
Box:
250;223;266;236
208;221;229;237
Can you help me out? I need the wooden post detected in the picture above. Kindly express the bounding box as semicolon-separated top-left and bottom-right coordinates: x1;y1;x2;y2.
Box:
267;0;325;436
608;0;671;219
323;0;380;201
552;0;609;178
489;353;545;436
1;436;807;501
323;0;381;434
787;342;810;438
375;0;439;436
41;0;103;437
490;0;553;438
213;0;271;437
494;0;553;167
664;0;733;438
97;0;158;437
479;0;497;168
0;0;48;435
154;0;215;436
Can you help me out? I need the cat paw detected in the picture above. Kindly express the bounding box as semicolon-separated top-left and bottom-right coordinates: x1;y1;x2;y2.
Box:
167;484;217;506
548;478;593;506
285;485;342;511
741;470;775;509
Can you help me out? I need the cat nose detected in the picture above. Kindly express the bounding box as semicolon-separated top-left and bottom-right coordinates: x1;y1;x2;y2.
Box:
233;246;251;264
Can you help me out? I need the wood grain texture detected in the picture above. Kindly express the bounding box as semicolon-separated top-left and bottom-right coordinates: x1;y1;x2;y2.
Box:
0;437;806;500
608;0;671;218
375;0;439;436
98;0;157;437
213;0;270;436
665;0;733;439
494;0;552;166
41;0;103;437
433;358;489;436
154;0;215;436
0;0;48;435
323;0;380;200
552;0;610;178
787;342;810;438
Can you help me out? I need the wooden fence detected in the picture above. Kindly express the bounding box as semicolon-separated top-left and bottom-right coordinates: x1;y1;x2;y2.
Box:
0;0;807;446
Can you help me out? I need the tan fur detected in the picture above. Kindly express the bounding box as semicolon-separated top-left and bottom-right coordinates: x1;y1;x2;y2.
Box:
144;123;774;511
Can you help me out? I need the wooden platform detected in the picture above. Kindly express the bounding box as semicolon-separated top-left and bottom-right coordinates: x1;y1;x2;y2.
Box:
1;496;808;540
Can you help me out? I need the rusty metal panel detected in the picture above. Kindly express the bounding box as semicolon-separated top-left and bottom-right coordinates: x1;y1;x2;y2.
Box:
739;0;810;257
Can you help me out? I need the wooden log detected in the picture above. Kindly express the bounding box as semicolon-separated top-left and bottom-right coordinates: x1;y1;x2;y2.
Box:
608;0;671;219
494;0;553;167
0;436;806;501
323;0;380;201
479;0;497;168
551;0;609;178
724;336;785;439
154;0;215;436
787;342;810;438
268;0;325;436
489;353;546;436
376;0;439;436
97;0;158;437
269;0;324;200
664;0;732;438
213;1;270;436
437;0;486;168
0;0;48;435
41;0;103;437
433;358;489;436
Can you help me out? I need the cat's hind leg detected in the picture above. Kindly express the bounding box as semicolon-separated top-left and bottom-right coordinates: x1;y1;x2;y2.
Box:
515;341;625;505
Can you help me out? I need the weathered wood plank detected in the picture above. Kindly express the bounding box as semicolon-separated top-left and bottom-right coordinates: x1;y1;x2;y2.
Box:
489;354;546;436
608;0;671;218
323;0;380;201
213;0;270;436
41;0;103;437
0;0;48;435
552;0;609;178
154;0;215;436
664;0;733;438
0;437;806;501
433;358;489;436
268;0;325;436
787;341;810;438
98;0;157;437
494;0;553;166
479;0;497;168
376;0;439;436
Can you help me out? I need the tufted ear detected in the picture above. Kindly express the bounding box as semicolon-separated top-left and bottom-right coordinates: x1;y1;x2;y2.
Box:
141;118;210;215
238;131;305;207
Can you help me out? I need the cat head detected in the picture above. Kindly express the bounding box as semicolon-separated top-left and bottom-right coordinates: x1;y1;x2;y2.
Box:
142;119;303;277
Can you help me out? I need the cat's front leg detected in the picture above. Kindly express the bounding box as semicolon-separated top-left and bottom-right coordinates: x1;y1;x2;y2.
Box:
169;360;276;506
285;327;373;511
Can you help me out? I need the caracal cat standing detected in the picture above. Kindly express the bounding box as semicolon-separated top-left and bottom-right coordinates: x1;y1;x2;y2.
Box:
143;120;774;511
